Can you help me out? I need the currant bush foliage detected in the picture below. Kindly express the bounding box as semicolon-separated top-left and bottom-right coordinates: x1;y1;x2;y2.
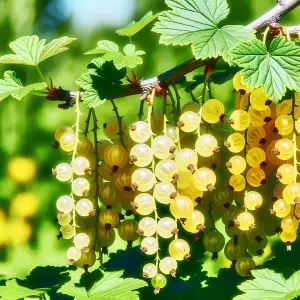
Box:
2;0;300;298
116;11;159;37
0;35;76;66
0;71;46;102
85;41;145;70
230;36;300;102
58;270;147;300
76;58;127;107
234;269;300;300
152;0;255;64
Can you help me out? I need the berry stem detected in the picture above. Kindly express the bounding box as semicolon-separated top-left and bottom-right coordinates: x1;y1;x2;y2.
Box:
138;100;145;121
83;108;92;137
172;84;181;122
189;90;198;103
262;26;270;44
70;91;82;233
201;74;210;104
91;108;102;260
110;99;126;150
167;87;177;125
292;95;299;181
147;88;161;270
207;80;213;99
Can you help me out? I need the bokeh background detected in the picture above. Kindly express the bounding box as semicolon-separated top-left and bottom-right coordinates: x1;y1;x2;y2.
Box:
0;0;299;284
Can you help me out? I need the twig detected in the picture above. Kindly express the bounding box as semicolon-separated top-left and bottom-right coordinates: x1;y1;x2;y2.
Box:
285;24;300;36
54;0;300;103
246;0;300;30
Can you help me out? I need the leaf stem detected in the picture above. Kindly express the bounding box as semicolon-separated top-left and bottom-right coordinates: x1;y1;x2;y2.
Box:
30;91;47;97
36;65;46;82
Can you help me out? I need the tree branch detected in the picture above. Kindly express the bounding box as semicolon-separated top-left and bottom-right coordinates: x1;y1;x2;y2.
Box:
246;0;300;30
286;24;300;36
54;0;300;105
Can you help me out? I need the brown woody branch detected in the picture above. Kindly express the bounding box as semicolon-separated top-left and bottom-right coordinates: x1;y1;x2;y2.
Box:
55;0;300;105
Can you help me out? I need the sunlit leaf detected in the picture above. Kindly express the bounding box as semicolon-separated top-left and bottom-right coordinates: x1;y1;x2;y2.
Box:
230;36;300;102
0;35;76;66
0;279;44;300
85;40;119;57
116;11;159;37
234;269;300;300
152;0;255;64
58;270;147;300
85;41;145;69
0;71;47;101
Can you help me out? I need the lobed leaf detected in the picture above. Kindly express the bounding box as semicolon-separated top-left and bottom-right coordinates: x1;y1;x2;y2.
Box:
0;279;45;300
234;269;300;300
85;40;145;69
152;0;255;64
0;35;76;66
0;71;47;101
76;58;127;108
58;270;147;300
230;36;300;102
116;11;159;37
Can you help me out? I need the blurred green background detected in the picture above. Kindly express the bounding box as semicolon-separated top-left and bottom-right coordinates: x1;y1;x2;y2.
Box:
0;0;299;281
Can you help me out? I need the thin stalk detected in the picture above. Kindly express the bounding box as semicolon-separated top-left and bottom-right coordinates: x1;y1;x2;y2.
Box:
167;88;177;125
138;100;145;120
200;74;210;105
172;84;181;121
70;91;82;233
36;65;46;82
91;108;101;256
163;94;167;136
189;91;198;103
207;80;213;99
291;95;300;180
147;89;160;269
30;91;47;97
83;109;92;137
110;99;126;149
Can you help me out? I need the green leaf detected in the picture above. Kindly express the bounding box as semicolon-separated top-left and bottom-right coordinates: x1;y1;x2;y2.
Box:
116;11;159;37
58;270;147;300
234;269;300;300
85;40;119;57
0;279;45;300
0;71;47;101
85;41;145;69
0;35;76;66
152;0;255;63
230;36;300;102
76;58;127;108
